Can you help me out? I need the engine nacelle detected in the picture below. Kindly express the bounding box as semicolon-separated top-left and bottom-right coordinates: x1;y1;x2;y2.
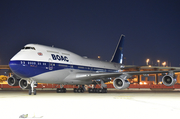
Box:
7;76;19;86
19;79;31;89
162;75;176;86
113;75;130;90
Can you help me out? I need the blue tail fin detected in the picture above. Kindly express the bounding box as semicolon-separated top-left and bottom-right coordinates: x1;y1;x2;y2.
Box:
110;35;125;64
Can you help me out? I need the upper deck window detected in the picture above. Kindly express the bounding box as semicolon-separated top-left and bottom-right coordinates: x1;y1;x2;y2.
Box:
22;47;36;50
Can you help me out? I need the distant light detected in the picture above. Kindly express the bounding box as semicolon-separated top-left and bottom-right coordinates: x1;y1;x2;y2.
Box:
146;59;150;65
140;82;148;85
98;56;101;59
162;62;166;67
157;60;160;66
149;65;151;67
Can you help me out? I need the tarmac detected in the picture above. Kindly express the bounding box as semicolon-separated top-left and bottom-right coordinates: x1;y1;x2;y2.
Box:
0;89;180;119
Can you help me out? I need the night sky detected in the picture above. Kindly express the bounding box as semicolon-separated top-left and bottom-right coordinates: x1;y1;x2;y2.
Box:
1;0;180;66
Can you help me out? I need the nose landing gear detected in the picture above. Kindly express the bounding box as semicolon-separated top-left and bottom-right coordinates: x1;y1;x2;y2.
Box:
29;80;37;95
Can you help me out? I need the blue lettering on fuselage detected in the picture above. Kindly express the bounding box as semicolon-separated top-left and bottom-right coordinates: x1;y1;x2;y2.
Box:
51;54;69;62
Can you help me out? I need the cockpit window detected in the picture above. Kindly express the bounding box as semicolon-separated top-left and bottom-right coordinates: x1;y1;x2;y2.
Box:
22;47;36;50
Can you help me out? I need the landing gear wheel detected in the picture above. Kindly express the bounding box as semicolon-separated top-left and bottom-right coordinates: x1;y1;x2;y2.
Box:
95;88;99;93
88;88;96;93
102;88;107;93
29;80;37;95
92;88;95;93
57;88;66;93
56;88;61;93
98;89;102;93
74;88;77;93
77;88;81;93
81;88;84;93
88;88;107;93
62;88;66;93
29;89;32;95
33;89;36;95
88;88;92;93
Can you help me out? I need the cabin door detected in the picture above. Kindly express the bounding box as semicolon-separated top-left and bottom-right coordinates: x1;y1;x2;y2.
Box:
49;58;53;70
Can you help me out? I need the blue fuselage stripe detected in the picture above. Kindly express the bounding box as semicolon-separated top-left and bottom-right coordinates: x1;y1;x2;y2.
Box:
9;60;118;78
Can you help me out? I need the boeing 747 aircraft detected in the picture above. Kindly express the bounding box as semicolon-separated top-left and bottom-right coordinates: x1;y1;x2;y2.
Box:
8;35;178;95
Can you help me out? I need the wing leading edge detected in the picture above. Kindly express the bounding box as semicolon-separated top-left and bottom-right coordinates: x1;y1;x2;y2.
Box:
75;70;180;81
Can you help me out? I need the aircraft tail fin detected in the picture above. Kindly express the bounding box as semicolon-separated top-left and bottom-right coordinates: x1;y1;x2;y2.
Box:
110;35;125;64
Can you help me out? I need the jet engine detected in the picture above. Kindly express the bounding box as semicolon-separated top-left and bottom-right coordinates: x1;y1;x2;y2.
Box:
7;76;20;86
19;79;31;89
113;74;130;90
162;75;176;86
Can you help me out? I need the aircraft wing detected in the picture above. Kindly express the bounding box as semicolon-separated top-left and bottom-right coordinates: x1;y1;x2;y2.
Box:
75;70;180;80
123;65;180;70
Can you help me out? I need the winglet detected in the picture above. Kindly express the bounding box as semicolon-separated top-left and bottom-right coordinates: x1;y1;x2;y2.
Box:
110;35;125;64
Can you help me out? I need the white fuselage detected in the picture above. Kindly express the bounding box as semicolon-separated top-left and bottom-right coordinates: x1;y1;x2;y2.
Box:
9;44;121;84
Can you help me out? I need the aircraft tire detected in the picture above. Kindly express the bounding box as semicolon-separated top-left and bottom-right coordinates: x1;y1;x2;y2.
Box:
56;88;61;93
81;88;84;93
95;88;98;93
77;88;81;93
62;88;66;93
29;89;32;95
98;89;102;93
93;88;96;93
102;88;107;93
88;88;92;93
34;89;36;95
74;88;77;93
88;88;91;93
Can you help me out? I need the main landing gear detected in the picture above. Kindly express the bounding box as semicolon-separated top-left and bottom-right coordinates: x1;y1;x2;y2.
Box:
88;79;107;93
29;80;37;95
56;84;66;93
56;85;85;93
74;85;85;93
88;88;107;93
56;88;66;93
55;81;107;93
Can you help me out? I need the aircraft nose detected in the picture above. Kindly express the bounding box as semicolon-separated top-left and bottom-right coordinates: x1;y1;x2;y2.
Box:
9;60;20;75
9;60;29;78
9;60;18;71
